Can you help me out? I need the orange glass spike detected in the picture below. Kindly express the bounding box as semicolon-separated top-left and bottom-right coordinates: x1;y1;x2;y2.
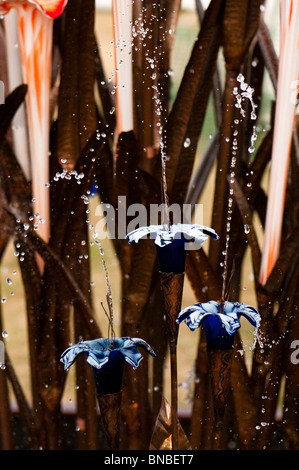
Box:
259;0;299;285
0;0;67;18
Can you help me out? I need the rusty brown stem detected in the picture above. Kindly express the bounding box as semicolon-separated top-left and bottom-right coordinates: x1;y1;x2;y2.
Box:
208;348;233;450
169;341;179;450
159;271;184;450
97;391;122;450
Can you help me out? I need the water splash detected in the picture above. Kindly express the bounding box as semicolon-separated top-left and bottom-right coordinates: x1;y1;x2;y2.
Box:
234;73;257;121
51;168;85;184
233;73;258;155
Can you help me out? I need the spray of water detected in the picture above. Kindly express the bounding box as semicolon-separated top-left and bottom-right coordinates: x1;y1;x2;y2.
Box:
133;4;171;230
221;74;258;304
159;135;171;229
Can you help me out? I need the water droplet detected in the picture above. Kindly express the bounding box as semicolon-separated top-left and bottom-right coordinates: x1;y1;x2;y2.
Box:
2;331;8;338
1;298;6;304
6;278;12;285
184;137;191;148
244;224;250;234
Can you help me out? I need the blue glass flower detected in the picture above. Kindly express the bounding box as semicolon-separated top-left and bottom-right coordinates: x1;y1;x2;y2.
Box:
126;223;218;273
176;300;260;350
60;337;156;394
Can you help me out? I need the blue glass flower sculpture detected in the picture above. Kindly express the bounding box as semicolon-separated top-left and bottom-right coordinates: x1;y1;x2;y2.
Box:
126;223;218;449
61;336;156;394
126;223;218;273
61;336;155;450
177;300;260;448
177;300;260;350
